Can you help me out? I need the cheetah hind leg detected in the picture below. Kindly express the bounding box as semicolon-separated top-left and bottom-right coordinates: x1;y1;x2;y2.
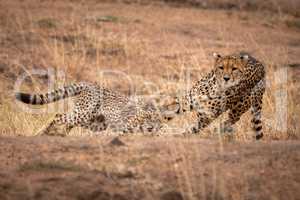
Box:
250;85;264;140
82;115;108;133
251;101;263;140
36;114;73;137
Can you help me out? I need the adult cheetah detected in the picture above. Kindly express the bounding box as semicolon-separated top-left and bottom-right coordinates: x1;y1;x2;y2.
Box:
16;82;163;136
164;52;265;139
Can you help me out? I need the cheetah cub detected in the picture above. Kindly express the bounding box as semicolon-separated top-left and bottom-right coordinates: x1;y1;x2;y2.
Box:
16;82;163;136
164;52;265;139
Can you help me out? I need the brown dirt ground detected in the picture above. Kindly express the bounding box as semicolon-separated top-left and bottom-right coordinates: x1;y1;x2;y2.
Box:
0;136;299;200
0;1;300;199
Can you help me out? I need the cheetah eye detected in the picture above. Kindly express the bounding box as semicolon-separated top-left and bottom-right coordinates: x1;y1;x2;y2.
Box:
232;67;238;71
218;66;224;70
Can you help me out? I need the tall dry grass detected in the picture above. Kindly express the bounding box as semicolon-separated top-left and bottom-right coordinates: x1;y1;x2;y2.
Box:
0;0;299;140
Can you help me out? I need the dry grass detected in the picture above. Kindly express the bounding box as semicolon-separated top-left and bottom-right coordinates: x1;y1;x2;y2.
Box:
18;160;84;172
0;3;299;199
0;136;299;200
0;0;299;140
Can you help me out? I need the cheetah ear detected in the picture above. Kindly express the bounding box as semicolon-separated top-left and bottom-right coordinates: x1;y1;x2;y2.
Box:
240;54;249;61
213;52;221;60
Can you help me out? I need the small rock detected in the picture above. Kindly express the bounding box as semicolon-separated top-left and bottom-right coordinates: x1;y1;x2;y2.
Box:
116;170;135;179
109;137;125;147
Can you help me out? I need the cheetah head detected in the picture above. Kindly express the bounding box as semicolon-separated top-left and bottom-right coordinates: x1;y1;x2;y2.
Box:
213;52;249;88
139;112;163;132
136;105;163;133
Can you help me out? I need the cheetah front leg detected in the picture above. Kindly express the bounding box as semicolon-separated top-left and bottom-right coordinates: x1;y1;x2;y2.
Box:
183;112;217;135
183;97;225;135
222;97;251;135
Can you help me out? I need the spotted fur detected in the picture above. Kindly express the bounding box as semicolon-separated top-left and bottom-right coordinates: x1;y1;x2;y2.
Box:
164;52;265;140
16;82;162;136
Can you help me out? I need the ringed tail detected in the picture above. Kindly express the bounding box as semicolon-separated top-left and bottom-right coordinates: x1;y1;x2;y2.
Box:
15;82;88;105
